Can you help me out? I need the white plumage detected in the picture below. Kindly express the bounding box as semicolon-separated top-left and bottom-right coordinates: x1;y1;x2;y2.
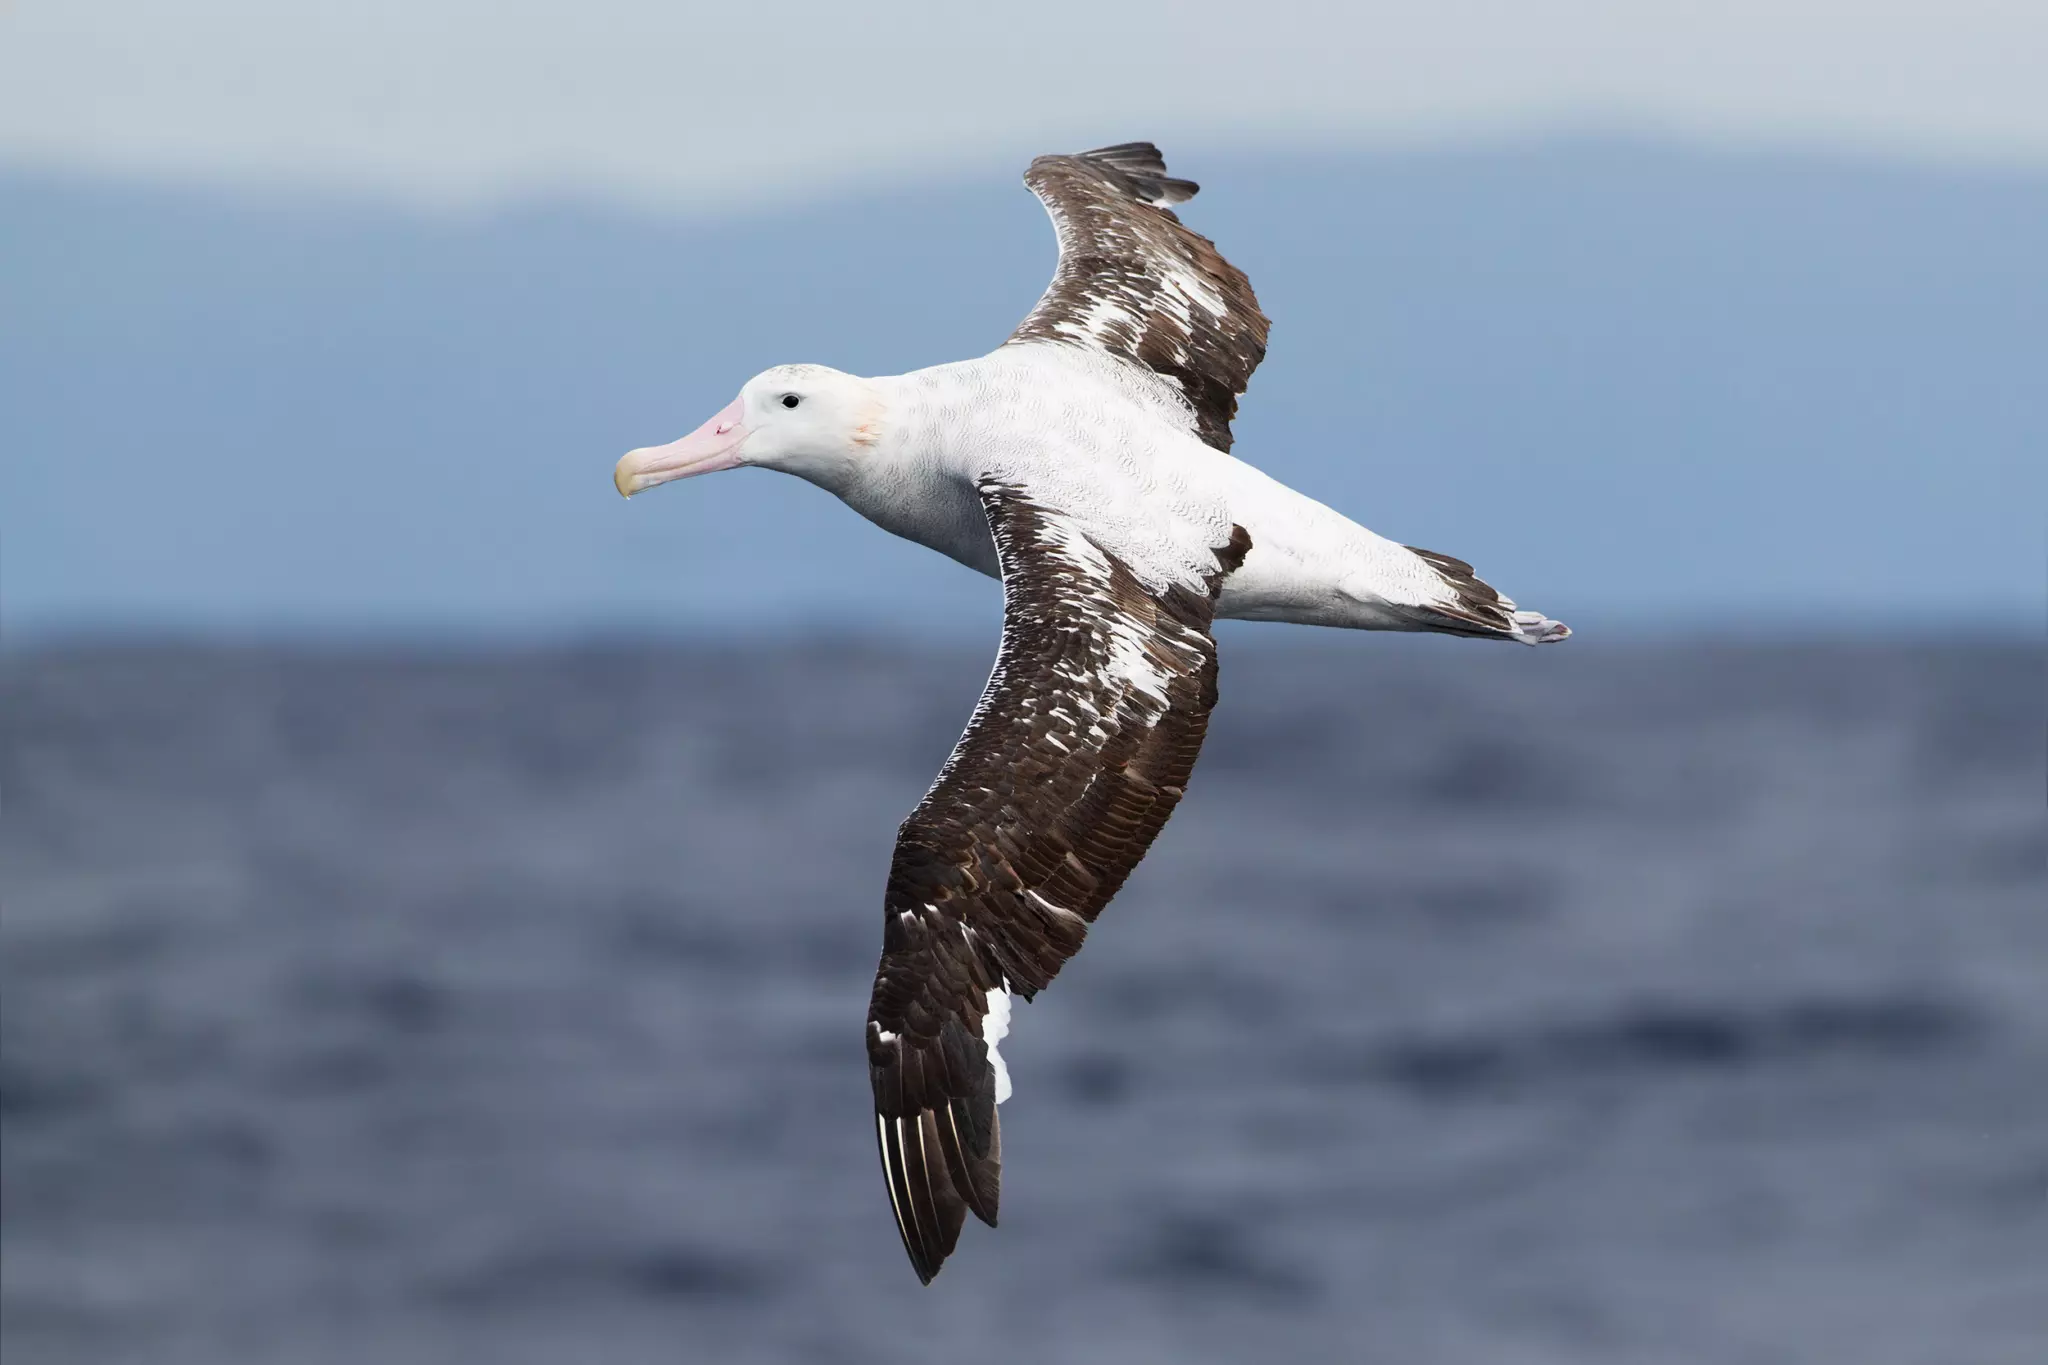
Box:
824;345;1564;639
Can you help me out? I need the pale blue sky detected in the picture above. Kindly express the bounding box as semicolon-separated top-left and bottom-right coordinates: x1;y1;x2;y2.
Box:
4;5;2043;637
3;1;2046;211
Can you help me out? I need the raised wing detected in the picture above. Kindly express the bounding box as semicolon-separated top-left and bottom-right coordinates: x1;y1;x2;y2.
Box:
866;481;1250;1283
1007;142;1271;453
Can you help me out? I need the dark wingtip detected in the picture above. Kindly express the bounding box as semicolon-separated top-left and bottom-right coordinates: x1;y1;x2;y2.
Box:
877;1106;973;1285
937;1097;1002;1230
1073;141;1199;206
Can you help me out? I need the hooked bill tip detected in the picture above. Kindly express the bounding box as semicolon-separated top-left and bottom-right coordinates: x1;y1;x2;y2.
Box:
613;450;647;498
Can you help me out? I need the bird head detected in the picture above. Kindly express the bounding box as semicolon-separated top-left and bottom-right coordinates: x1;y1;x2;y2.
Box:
614;364;882;497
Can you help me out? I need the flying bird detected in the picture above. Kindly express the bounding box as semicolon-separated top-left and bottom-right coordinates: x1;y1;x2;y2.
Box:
614;143;1568;1283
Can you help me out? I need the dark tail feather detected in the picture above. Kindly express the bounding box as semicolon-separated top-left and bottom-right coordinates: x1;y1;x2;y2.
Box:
1406;545;1571;645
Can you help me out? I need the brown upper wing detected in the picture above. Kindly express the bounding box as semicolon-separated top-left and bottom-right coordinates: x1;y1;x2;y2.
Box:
865;480;1250;1283
1007;143;1271;453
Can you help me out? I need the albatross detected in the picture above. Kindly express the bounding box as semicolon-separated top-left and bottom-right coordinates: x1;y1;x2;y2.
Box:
614;142;1569;1283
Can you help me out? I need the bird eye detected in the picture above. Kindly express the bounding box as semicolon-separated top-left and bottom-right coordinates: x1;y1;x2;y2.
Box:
781;394;800;409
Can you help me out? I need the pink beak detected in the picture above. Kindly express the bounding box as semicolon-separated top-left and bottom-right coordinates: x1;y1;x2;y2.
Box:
614;395;750;497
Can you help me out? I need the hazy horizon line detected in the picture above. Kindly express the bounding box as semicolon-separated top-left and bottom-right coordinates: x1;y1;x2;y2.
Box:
8;125;2045;224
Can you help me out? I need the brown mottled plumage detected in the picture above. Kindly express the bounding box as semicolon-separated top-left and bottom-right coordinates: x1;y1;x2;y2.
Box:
1008;143;1271;453
866;481;1249;1282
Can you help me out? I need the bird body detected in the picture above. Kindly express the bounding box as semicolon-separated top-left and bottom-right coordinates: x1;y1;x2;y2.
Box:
612;142;1568;1283
823;345;1566;638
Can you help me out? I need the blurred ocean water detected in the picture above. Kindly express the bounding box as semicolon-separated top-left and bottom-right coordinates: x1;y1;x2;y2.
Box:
2;640;2043;1364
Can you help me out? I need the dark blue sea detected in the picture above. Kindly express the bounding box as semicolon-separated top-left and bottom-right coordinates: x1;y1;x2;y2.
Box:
4;639;2043;1364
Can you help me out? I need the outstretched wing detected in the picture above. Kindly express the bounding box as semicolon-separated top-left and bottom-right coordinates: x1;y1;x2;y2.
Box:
1007;142;1271;453
866;481;1250;1283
